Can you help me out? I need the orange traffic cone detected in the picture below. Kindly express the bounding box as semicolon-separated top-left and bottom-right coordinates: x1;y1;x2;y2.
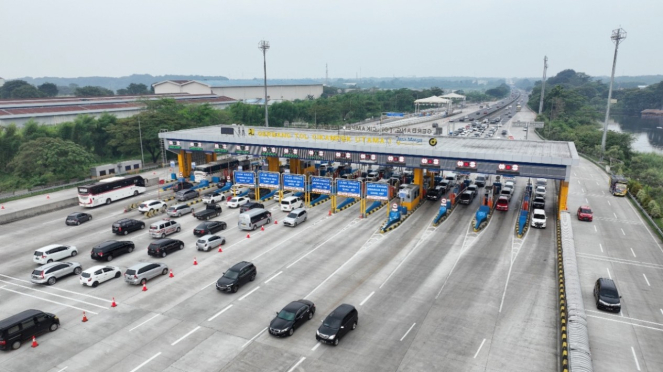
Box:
261;226;265;231
31;336;38;348
82;312;88;322
193;257;198;265
246;234;250;238
274;220;278;224
46;195;50;199
328;210;332;216
142;283;148;291
111;297;117;307
169;269;174;278
1;205;4;209
218;246;223;253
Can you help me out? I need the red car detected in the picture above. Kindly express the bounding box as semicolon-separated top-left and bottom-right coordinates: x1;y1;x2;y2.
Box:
496;196;509;211
577;205;593;221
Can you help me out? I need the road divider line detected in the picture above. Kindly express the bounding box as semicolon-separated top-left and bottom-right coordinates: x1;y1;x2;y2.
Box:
631;248;636;258
621;228;626;235
643;273;651;287
473;338;487;359
56;367;68;372
586;198;589;203
614;212;618;218
360;291;375;306
129;314;160;332
208;305;233;322
129;351;161;372
596;181;600;186
600;244;603;253
0;274;111;302
399;323;416;341
242;327;267;348
0;287;98;314
594;225;597;232
607;200;611;206
586;309;663;327
171;326;201;346
607;268;612;279
287;219;360;269
252;222;316;261
311;342;321;351
0;280;109;309
239;286;260;301
199;281;216;292
287;357;306;372
631;347;641;371
264;271;283;284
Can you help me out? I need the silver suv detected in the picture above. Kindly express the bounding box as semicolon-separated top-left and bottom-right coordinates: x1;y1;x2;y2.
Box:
166;204;194;217
283;208;307;227
31;262;82;285
124;262;168;285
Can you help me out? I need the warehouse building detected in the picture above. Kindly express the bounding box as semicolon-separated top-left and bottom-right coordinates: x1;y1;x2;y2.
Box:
152;80;323;103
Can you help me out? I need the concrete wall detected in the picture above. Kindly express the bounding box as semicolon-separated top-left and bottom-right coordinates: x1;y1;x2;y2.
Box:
210;85;323;101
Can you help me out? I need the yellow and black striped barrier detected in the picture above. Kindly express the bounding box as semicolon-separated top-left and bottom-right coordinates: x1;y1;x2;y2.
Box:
556;218;568;372
335;198;359;213
125;203;140;212
144;207;166;218
364;202;387;217
186;198;203;206
162;196;176;202
311;196;331;207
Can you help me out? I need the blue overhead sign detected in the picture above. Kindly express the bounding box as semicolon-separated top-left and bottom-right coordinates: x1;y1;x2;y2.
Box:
258;172;280;189
234;171;255;186
283;174;305;191
311;176;332;195
366;182;389;201
385;112;405;117
336;179;361;198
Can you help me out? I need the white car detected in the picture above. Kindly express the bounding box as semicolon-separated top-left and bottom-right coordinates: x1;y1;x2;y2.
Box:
500;186;513;200
138;200;167;213
535;186;546;196
203;191;226;205
531;209;547;229
196;234;226;252
33;244;78;264
227;196;249;208
273;191;293;202
536;178;547;187
80;265;121;287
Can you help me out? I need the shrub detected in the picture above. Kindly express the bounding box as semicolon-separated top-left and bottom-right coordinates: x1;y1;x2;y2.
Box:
649;200;661;218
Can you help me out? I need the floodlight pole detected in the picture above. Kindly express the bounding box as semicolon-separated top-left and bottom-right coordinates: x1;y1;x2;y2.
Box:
259;40;270;127
537;56;548;115
601;28;627;160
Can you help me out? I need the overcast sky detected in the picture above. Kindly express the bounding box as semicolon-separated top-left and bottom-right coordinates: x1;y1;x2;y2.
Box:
1;0;659;80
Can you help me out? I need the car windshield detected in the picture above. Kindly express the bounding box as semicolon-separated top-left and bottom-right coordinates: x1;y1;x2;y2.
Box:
32;269;42;275
34;251;43;256
287;212;298;218
581;208;592;213
277;310;296;321
167;207;176;211
196;224;208;230
602;288;619;298
230;198;238;203
125;269;136;275
323;317;342;329
223;270;239;280
534;214;545;220
197;239;207;244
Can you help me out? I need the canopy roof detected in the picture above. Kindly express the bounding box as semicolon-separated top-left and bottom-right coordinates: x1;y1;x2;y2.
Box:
414;96;450;104
440;92;466;99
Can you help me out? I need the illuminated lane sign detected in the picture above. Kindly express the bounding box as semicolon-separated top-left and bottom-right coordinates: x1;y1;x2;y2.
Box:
335;151;352;160
308;150;326;160
236;145;251;155
456;160;477;171
214;143;229;153
168;140;181;150
283;148;300;159
421;158;440;167
359;153;377;163
261;146;278;157
386;155;406;165
497;163;520;175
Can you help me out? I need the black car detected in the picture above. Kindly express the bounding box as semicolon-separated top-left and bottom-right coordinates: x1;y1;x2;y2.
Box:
147;239;184;258
240;202;265;213
66;212;92;226
316;304;358;346
91;240;135;262
194;221;227;236
532;196;546;210
269;300;316;337
216;261;256;293
426;186;444;201
594;278;621;312
0;310;59;350
172;181;194;192
112;219;145;235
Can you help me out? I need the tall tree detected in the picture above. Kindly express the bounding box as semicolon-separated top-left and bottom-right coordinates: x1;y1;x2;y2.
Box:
0;80;31;98
38;82;59;97
10;85;42;99
126;83;150;95
74;86;115;97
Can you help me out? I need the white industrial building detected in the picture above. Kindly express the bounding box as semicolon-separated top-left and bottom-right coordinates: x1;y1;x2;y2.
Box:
153;80;323;103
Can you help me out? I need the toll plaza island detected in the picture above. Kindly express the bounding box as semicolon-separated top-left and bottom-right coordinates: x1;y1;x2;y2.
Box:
160;125;579;232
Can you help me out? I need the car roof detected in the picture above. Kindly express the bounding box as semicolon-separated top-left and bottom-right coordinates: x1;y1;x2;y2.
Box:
142;199;160;204
290;208;306;213
580;205;592;209
198;221;217;227
198;234;219;240
598;277;617;289
37;244;64;251
0;310;45;328
533;209;546;214
283;301;309;312
151;238;178;244
282;196;299;201
35;262;70;270
83;265;114;273
498;196;509;201
229;261;253;271
328;303;356;318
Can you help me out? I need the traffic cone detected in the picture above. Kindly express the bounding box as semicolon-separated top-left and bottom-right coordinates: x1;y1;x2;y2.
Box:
31;336;38;348
218;246;223;253
46;195;50;199
274;220;278;224
261;226;265;231
328;210;332;216
246;234;250;238
111;297;117;307
193;257;198;266
82;312;88;322
169;269;174;278
1;205;4;209
142;283;148;291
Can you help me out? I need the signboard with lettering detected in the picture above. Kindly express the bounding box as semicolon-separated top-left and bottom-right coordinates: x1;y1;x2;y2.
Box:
283;174;306;191
234;171;255;186
366;182;389;201
258;172;280;189
336;179;361;198
311;176;332;195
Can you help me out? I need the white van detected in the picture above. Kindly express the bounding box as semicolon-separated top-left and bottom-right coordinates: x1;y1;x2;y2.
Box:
149;219;181;238
280;196;303;212
238;208;272;231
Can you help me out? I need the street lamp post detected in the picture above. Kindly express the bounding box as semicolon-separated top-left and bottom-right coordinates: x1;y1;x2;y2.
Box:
138;118;145;166
601;28;627;160
259;40;270;127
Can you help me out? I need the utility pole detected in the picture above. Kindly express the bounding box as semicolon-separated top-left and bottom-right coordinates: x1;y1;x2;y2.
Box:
538;56;548;115
601;28;627;160
138;118;145;166
325;63;328;86
259;40;270;127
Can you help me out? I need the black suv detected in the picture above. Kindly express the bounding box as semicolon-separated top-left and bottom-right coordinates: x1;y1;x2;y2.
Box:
594;278;621;312
194;221;227;236
216;261;257;293
316;304;358;346
90;240;135;262
426;186;444;201
0;310;59;350
112;219;145;235
147;239;184;258
172;181;194;192
532;196;545;210
269;300;316;337
240;202;265;213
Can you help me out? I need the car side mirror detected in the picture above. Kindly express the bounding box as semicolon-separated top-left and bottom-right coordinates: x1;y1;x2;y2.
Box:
276;312;279;316
620;296;622;298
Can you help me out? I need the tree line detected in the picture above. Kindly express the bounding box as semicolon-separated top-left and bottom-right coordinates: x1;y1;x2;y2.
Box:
0;80;153;99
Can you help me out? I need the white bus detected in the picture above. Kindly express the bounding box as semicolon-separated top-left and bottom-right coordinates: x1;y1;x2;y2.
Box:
193;157;252;182
78;176;146;207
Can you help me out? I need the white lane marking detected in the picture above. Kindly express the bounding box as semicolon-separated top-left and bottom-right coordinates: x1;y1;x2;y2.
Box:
577;252;663;270
57;367;68;372
578;180;581;184
252;220;318;260
596;181;600;186
586;198;589;204
239;286;260;301
400;323;416;341
0;287;98;314
574;172;577;176
631;248;636;258
129;352;162;372
600;244;604;253
661;309;663;316
587;309;663;327
129;314;160;332
582;188;585;193
287;219;360;269
614;212;618;218
311;342;321;351
632;346;641;371
264;271;283;284
473;338;487;359
0;282;110;309
208;305;233;322
0;274;111;302
621;228;626;235
287;357;306;372
607;268;612;279
624;197;663;253
171;326;201;346
594;225;597;232
608;200;611;206
360;291;375;306
199;281;216;292
242;327;268;348
643;274;651;287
